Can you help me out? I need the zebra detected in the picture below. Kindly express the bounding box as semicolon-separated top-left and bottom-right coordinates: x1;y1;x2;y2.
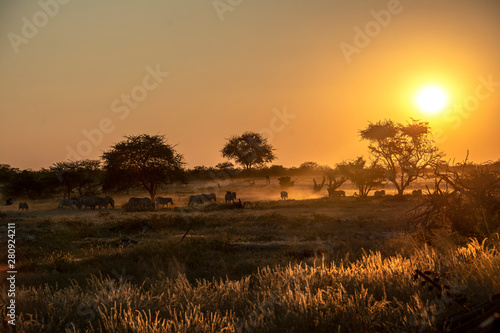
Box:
203;193;216;202
128;198;154;209
188;193;216;206
79;197;96;210
59;199;79;210
142;197;154;209
127;197;154;210
155;197;173;208
280;191;288;200
94;196;115;209
225;191;237;203
188;195;204;206
328;189;345;197
19;202;29;211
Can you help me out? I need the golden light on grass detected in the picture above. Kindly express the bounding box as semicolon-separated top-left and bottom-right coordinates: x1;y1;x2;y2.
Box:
416;86;448;114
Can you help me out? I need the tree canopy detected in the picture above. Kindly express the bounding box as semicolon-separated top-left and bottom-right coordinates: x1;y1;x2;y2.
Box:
360;119;443;195
50;160;101;198
339;157;385;197
101;134;186;201
221;132;276;171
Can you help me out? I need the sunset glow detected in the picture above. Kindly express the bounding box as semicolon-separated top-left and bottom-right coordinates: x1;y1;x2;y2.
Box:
0;1;499;168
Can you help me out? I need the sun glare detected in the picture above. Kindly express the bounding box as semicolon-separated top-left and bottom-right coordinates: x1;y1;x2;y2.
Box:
416;86;448;114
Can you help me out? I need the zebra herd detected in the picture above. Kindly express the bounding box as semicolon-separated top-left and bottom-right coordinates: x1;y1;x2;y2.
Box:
56;193;225;211
13;187;428;213
126;191;240;209
125;193;224;209
58;196;115;210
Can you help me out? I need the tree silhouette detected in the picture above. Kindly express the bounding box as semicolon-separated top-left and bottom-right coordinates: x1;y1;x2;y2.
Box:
0;164;18;185
50;160;101;198
340;157;385;197
215;162;234;171
101;134;186;201
221;132;276;171
324;165;349;194
360;119;443;196
3;169;45;199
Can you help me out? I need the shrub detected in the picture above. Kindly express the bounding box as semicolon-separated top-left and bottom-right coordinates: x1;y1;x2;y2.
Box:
411;161;500;237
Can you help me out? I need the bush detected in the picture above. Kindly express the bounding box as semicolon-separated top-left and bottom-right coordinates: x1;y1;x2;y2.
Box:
411;162;500;237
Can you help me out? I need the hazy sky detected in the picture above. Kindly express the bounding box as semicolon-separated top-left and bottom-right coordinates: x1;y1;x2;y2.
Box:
1;0;499;170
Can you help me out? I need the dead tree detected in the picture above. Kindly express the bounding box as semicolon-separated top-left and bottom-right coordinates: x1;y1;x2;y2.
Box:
325;170;348;196
313;176;326;192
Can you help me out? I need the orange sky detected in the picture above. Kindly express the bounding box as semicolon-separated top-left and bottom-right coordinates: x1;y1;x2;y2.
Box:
1;0;499;170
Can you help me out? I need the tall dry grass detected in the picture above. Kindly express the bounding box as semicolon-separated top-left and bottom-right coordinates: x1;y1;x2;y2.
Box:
3;235;499;332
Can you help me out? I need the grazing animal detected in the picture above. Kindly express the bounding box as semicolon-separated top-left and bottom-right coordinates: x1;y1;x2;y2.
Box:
79;197;96;210
374;190;386;197
127;197;153;210
225;191;237;203
188;195;203;206
59;199;79;210
19;202;29;211
234;199;244;209
189;193;216;206
5;198;13;205
156;197;174;208
127;197;141;210
142;197;154;208
281;191;288;200
202;193;216;202
94;196;115;209
328;189;346;198
412;189;423;196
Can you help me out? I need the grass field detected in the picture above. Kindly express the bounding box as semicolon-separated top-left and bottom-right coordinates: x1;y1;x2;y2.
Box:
1;178;499;332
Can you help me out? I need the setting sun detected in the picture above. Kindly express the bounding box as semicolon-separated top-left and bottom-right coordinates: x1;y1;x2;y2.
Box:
416;86;448;114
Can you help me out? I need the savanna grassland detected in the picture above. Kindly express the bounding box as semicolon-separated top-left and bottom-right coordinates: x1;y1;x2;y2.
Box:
1;177;500;332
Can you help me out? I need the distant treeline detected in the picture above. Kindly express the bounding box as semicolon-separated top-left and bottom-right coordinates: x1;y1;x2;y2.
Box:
1;160;498;200
2;120;499;201
0;161;339;200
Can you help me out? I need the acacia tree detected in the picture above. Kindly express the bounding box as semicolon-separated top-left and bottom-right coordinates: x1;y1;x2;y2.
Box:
101;134;186;202
221;132;276;171
360;119;443;196
340;157;386;197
